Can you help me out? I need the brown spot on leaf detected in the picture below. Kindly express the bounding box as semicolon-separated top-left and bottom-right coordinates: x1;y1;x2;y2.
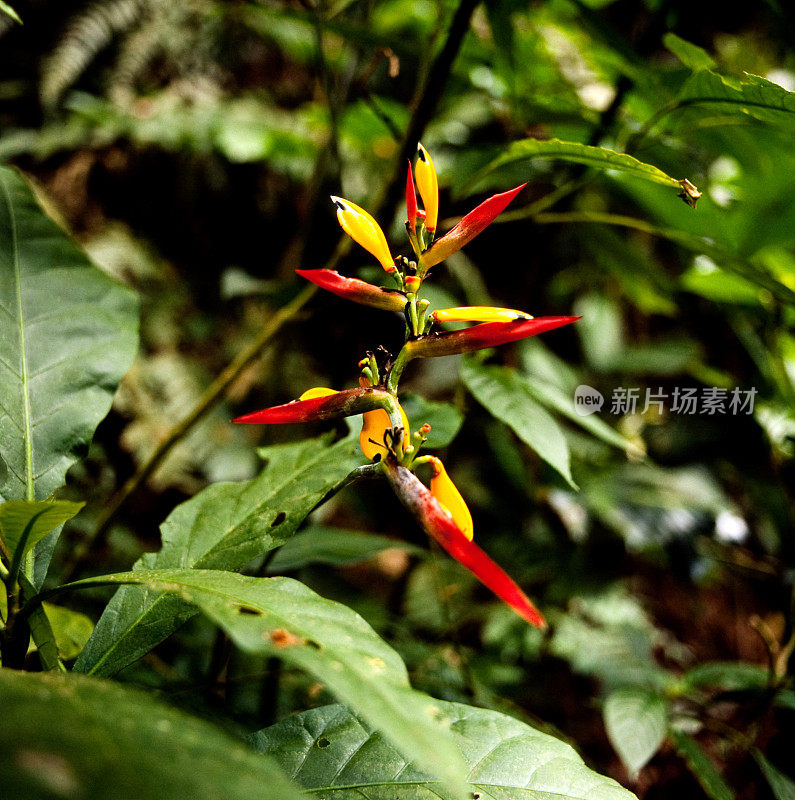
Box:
268;628;305;647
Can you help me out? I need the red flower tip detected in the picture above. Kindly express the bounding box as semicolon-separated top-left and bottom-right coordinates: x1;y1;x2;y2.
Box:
406;161;418;234
296;269;407;313
383;457;546;628
234;387;394;425
407;315;579;359
423;183;527;268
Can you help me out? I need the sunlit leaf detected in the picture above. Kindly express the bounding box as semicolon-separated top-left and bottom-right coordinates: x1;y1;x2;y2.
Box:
603;688;668;778
75;433;364;678
251;702;639;800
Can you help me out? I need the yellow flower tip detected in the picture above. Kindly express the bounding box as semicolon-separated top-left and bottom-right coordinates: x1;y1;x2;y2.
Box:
431;306;533;324
415;143;438;233
359;404;410;461
405;275;421;292
330;195;394;273
298;387;339;401
427;456;474;541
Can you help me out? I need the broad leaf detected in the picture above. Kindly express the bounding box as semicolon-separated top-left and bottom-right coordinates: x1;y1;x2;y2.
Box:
677;71;795;128
0;168;139;504
0;499;83;579
471;138;681;190
69;568;470;792
75;433;364;677
251;702;638;800
0;669;304;800
268;525;421;572
461;359;575;488
671;730;734;800
0;167;138;583
603;688;668;779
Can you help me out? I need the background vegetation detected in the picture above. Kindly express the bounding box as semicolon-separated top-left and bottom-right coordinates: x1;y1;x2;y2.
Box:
0;0;793;798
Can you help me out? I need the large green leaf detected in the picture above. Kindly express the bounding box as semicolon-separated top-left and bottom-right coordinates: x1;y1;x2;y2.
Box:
0;167;138;585
470;138;681;190
677;71;795;128
603;688;668;779
0;168;139;505
75;433;364;677
0;669;304;800
251;702;638;800
461;359;575;488
0;499;84;579
68;568;469;792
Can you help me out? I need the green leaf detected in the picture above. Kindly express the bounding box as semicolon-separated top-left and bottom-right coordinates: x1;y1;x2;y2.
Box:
19;573;64;671
0;500;84;580
677;71;795;127
755;752;795;800
603;688;668;779
251;702;638;800
0;1;22;24
0;167;138;582
69;568;470;793
671;730;734;800
682;661;769;692
401;392;464;449
267;525;421;572
0;669;304;800
75;433;364;677
41;602;94;660
663;33;716;72
471;138;681;190
461;359;575;488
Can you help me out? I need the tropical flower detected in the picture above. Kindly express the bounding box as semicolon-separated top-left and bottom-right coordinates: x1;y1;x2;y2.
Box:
236;145;580;628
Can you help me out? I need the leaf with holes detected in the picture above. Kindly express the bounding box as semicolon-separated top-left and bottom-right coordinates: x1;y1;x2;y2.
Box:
603;688;668;779
251;702;638;800
0;167;138;583
67;569;469;793
0;669;304;800
74;433;364;677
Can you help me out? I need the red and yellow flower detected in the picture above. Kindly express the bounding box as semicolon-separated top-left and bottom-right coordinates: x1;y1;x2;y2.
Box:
235;145;579;628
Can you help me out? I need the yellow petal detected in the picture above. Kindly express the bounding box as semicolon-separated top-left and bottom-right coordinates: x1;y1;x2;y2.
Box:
359;404;410;460
331;196;394;272
298;387;339;400
427;456;473;540
432;306;532;324
415;144;438;233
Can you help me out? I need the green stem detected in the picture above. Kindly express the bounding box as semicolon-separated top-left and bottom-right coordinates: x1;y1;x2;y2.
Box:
386;344;413;394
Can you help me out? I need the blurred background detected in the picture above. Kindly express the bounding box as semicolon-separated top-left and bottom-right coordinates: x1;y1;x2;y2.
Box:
1;0;793;797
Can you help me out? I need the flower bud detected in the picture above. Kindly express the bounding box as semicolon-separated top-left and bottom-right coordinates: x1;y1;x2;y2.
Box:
331;196;395;273
427;456;473;541
431;306;532;324
415;144;438;233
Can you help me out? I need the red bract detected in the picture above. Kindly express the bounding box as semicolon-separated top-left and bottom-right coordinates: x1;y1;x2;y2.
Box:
422;183;526;268
296;269;406;313
383;457;546;627
234;387;394;424
408;316;579;359
405;161;418;234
